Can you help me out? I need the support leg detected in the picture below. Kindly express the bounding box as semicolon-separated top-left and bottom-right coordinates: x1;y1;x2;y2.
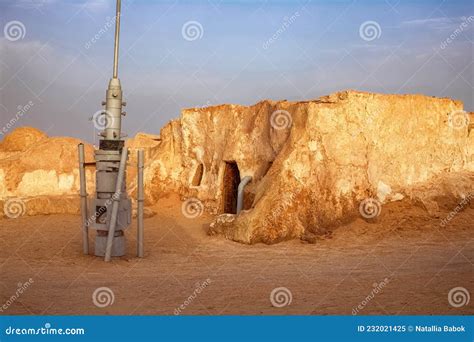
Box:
104;147;128;262
137;150;144;258
78;144;89;255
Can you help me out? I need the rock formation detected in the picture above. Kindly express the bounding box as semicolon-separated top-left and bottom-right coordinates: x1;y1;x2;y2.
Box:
146;90;473;243
1;91;473;245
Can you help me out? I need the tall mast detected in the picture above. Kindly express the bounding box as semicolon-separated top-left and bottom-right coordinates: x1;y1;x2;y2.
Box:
113;0;121;79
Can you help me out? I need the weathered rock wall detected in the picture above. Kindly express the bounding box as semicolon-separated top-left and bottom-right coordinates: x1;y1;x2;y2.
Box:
1;91;472;246
146;91;473;243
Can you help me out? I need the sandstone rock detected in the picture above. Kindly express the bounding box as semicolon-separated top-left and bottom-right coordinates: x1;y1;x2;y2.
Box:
0;129;157;217
0;131;95;216
1;90;472;246
144;90;472;244
0;127;47;152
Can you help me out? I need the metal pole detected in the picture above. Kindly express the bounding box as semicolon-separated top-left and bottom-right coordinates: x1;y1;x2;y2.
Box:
104;147;128;262
78;144;89;255
237;176;252;214
113;0;121;79
137;150;144;258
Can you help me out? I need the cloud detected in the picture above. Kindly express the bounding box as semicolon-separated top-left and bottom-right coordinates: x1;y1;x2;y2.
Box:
79;0;111;13
6;0;57;9
400;17;461;30
3;0;110;12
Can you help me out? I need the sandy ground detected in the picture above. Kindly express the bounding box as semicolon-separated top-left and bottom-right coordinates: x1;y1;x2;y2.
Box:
0;195;472;315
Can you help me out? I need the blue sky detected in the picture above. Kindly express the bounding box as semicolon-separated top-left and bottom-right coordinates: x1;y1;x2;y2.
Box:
0;0;473;143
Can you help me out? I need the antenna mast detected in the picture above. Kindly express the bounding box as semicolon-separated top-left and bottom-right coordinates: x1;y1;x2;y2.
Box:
113;0;121;79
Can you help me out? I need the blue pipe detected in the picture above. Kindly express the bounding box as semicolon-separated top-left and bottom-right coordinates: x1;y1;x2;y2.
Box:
237;176;252;214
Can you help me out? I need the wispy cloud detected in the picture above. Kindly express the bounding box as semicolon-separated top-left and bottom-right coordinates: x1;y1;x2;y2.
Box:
5;0;110;12
400;16;462;30
8;0;57;9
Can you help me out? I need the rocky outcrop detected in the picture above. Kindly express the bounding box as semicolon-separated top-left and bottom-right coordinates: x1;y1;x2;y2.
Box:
0;128;94;217
146;90;473;243
1;91;472;245
0;127;160;217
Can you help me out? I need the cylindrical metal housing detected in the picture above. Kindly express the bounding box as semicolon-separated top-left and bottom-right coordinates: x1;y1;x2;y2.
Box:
104;78;123;140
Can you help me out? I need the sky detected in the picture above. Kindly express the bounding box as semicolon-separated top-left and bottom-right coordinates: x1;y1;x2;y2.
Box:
0;0;473;143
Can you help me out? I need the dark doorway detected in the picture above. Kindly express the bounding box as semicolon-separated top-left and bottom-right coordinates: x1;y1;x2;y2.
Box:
223;161;241;214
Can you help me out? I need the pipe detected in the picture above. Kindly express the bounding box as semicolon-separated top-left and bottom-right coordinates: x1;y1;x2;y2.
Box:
237;176;252;214
137;150;144;258
112;0;121;79
78;144;89;255
104;147;128;262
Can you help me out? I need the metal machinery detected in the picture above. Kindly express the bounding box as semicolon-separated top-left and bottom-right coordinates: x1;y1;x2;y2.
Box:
78;0;144;261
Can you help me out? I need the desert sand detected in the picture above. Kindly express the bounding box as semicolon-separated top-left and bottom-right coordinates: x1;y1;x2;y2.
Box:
0;195;472;315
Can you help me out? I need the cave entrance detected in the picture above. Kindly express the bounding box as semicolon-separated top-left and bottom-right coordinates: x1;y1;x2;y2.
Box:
222;161;241;214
